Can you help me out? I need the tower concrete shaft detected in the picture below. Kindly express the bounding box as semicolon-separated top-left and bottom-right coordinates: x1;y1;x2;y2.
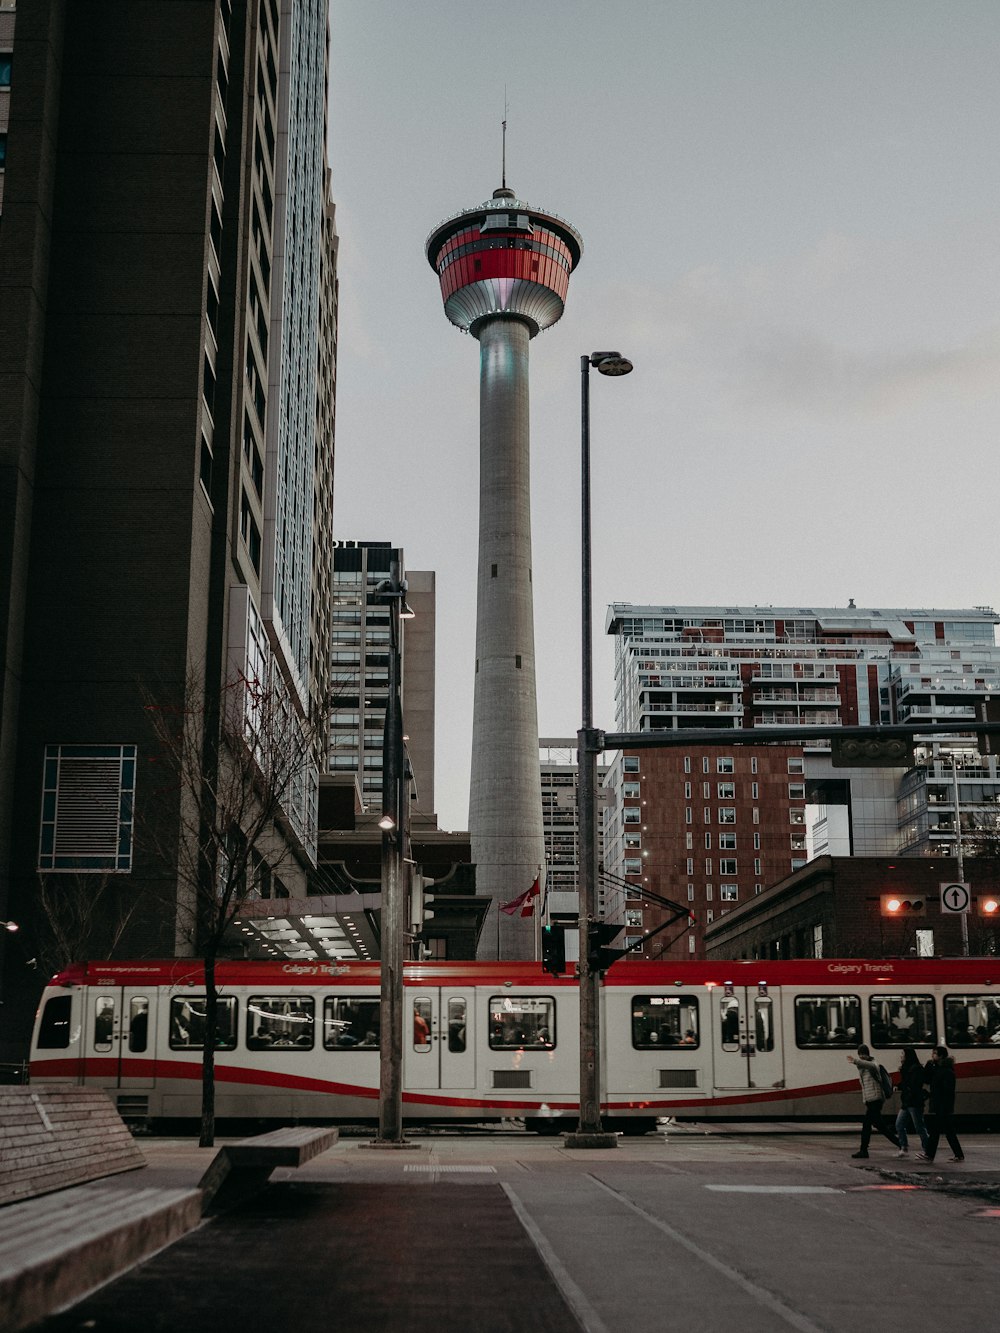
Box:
427;188;582;959
471;318;544;958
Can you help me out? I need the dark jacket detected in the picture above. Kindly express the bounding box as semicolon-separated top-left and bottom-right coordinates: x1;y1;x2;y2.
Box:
924;1057;957;1114
900;1062;927;1110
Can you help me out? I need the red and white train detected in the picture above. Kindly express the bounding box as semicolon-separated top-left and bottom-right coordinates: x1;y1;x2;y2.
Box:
29;957;1000;1133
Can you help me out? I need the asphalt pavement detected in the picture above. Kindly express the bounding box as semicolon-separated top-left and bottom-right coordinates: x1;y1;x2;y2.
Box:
29;1122;1000;1333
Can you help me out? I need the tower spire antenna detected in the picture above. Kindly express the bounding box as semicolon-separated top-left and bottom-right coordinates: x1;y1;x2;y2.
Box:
501;87;508;189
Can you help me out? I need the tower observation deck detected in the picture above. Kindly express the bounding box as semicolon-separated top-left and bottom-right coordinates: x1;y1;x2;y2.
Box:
427;188;582;960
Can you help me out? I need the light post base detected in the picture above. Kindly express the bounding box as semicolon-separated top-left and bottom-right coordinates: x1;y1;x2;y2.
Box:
563;1131;619;1150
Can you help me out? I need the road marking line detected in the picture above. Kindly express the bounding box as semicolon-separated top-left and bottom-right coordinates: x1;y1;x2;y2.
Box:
592;1177;826;1333
705;1185;843;1194
503;1184;613;1333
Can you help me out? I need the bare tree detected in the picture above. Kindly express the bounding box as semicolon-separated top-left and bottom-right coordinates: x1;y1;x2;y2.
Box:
145;665;327;1145
31;872;143;978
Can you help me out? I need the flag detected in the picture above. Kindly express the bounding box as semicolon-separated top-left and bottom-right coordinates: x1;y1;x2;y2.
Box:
500;876;541;918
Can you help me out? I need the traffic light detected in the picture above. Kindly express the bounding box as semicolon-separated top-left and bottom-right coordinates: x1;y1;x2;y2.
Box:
410;874;436;929
541;924;566;975
832;736;914;769
586;921;624;975
880;894;926;917
977;895;1000;919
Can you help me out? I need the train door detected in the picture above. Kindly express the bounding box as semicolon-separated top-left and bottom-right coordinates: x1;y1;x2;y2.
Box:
404;988;476;1090
712;984;783;1091
86;986;157;1089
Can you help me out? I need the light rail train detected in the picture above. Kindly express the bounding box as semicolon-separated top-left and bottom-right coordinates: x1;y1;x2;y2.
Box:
29;957;1000;1133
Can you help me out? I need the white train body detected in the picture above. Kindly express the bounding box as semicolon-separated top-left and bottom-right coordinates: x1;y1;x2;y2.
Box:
28;957;1000;1131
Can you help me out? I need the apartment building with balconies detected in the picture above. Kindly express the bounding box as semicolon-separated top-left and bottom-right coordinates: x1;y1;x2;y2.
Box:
603;603;1000;958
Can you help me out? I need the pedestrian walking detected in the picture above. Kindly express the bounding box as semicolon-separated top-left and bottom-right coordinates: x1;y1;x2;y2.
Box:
847;1044;899;1158
917;1046;964;1163
894;1046;930;1157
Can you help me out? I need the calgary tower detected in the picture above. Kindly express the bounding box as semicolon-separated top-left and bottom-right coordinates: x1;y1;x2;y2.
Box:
426;185;582;958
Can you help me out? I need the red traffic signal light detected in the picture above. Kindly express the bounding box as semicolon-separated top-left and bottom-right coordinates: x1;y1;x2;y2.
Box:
978;896;1000;918
880;894;926;917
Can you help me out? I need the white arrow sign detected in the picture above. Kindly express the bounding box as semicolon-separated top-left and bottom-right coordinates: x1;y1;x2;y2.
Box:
940;882;971;914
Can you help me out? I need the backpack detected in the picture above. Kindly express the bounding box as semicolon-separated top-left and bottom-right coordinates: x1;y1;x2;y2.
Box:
876;1064;894;1100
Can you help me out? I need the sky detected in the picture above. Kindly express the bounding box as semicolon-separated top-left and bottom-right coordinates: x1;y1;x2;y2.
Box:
327;0;1000;833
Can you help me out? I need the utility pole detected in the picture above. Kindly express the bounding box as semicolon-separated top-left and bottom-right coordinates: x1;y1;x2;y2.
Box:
366;560;417;1149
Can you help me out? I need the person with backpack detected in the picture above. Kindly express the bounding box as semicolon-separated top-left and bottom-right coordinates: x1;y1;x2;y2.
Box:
847;1044;900;1158
917;1046;965;1163
895;1046;930;1158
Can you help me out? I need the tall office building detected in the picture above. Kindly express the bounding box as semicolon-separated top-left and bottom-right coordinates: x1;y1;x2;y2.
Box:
329;542;435;818
426;187;582;958
0;0;338;1056
604;604;1000;959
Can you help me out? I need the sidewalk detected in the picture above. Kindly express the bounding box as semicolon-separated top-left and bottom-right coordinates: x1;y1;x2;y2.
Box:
29;1126;1000;1333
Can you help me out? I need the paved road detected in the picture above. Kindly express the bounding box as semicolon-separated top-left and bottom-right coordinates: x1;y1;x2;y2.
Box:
37;1125;1000;1333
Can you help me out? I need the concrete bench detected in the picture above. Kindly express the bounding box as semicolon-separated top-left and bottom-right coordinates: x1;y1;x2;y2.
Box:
0;1085;145;1207
198;1125;339;1214
0;1181;202;1332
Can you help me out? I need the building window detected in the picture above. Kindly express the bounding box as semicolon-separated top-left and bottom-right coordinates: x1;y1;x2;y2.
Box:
706;910;714;923
915;929;934;958
684;782;692;799
624;831;641;849
688;935;696;953
788;758;804;773
687;884;695;901
717;757;734;773
39;744;137;872
685;807;692;824
624;858;642;875
623;756;639;772
789;783;806;800
705;884;713;900
720;884;738;902
753;833;761;850
704;859;712;876
719;832;736;850
623;807;640;824
717;782;735;799
703;807;711;824
686;859;694;875
0;55;12;87
685;832;693;849
704;833;712;850
720;859;737;875
751;757;758;774
623;782;640;799
683;756;691;774
751;782;759;799
719;808;736;824
702;758;710;773
625;908;643;927
702;782;710;799
812;925;823;958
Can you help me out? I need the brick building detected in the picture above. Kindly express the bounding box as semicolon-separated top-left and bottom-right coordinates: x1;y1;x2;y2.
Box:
704;855;1000;960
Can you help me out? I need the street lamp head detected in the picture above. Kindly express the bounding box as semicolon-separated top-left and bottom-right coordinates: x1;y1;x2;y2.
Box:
1;920;18;933
377;813;396;832
590;351;633;377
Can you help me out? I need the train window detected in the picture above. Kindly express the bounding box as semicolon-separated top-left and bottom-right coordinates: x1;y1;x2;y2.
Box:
489;996;555;1049
94;996;115;1052
168;996;238;1050
247;996;314;1050
128;997;149;1053
631;995;699;1049
38;995;72;1049
869;995;936;1047
323;997;380;1049
447;998;467;1053
720;997;741;1052
943;994;1000;1048
754;997;774;1052
794;995;860;1048
413;999;432;1050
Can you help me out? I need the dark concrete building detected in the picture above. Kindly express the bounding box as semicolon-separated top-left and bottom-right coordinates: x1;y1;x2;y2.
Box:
0;0;337;1061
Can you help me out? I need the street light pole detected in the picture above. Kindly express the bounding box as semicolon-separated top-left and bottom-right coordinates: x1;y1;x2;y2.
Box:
951;754;970;958
565;352;632;1150
367;559;417;1148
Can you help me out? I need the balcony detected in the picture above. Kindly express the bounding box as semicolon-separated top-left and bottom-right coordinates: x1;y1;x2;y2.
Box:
752;689;840;704
896;704;978;723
